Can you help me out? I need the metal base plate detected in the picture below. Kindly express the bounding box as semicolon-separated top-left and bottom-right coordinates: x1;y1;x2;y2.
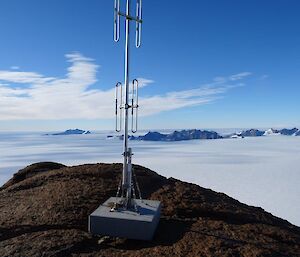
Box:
88;197;161;240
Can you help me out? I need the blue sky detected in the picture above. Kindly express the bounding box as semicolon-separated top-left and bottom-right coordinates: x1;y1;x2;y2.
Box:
0;0;299;131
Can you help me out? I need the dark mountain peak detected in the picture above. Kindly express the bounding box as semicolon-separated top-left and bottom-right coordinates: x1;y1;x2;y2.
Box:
280;127;299;135
132;129;222;141
141;131;167;141
46;129;91;136
240;129;265;137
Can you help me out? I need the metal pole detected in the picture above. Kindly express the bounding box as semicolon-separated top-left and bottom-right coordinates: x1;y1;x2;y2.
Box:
114;0;142;210
122;0;132;207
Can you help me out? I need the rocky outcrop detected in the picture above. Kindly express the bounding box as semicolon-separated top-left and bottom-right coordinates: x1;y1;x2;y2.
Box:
0;162;299;257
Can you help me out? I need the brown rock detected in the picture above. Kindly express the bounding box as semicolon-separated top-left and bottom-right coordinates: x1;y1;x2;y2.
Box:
0;162;299;257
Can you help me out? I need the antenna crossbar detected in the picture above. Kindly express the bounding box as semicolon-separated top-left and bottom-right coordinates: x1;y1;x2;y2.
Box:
117;11;143;23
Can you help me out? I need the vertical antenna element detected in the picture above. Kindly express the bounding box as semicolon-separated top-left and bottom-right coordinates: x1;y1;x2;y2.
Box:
115;82;123;132
114;0;120;42
135;0;142;48
131;79;139;133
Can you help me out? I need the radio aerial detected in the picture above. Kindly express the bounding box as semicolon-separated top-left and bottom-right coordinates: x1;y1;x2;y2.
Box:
89;0;161;241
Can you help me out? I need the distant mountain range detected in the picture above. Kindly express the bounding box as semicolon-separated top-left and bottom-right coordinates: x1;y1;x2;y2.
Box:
129;129;221;141
119;127;300;142
45;129;91;136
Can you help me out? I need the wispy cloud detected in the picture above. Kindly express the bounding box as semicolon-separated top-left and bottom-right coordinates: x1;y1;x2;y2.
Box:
140;78;245;116
10;66;20;70
136;78;154;88
229;72;252;81
259;74;269;80
0;53;250;120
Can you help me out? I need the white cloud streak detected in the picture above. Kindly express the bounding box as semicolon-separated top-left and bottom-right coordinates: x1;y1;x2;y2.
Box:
230;72;252;81
10;66;20;70
0;53;250;120
136;78;154;88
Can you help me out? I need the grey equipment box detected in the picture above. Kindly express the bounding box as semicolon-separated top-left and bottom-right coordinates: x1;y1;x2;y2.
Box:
89;197;161;240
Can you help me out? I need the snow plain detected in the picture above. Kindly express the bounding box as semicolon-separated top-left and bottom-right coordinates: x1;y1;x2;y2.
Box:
0;131;299;226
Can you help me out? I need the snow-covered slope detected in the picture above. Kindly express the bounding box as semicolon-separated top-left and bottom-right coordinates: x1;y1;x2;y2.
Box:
264;128;280;136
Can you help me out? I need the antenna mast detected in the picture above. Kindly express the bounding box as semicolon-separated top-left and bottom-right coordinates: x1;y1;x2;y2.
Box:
114;0;142;209
89;2;160;240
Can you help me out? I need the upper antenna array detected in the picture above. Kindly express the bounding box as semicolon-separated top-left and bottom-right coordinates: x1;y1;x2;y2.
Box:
114;0;142;47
